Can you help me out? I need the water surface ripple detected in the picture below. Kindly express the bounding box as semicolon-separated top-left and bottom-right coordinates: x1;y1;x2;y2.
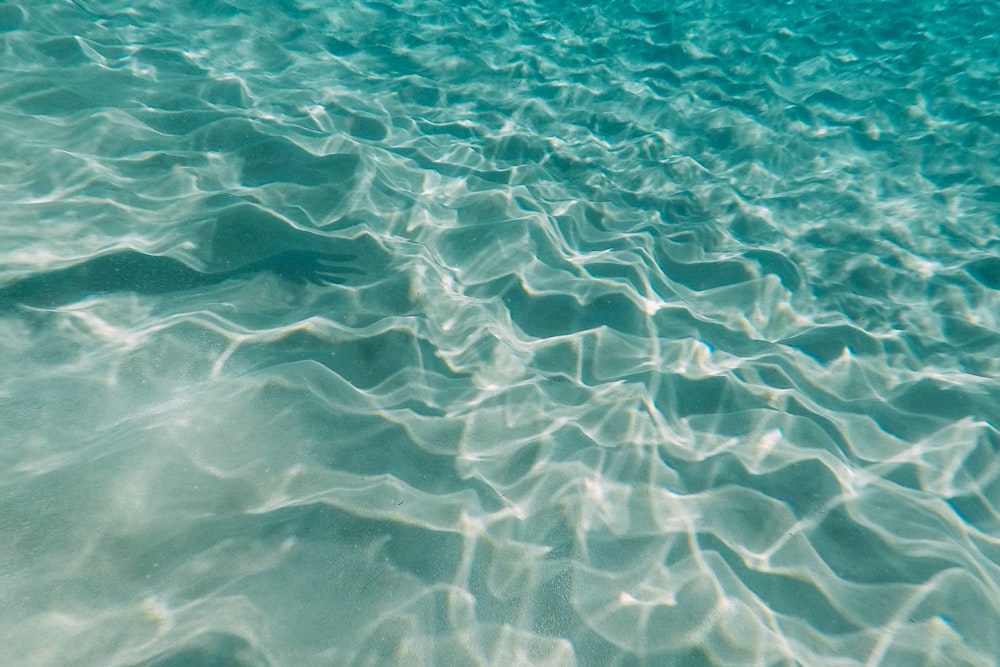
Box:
1;1;998;665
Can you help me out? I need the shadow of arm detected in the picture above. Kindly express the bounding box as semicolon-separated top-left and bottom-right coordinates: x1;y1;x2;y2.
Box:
0;249;362;309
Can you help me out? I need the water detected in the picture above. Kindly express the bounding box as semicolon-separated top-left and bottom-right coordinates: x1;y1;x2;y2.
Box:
1;1;999;665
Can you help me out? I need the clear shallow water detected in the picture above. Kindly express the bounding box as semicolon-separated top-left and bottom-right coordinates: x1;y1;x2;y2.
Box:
1;0;999;665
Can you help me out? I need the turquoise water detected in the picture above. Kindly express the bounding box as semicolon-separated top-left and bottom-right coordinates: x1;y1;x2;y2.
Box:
1;0;999;665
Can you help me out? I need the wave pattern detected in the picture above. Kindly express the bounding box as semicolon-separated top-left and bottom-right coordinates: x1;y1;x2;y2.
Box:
1;1;999;665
